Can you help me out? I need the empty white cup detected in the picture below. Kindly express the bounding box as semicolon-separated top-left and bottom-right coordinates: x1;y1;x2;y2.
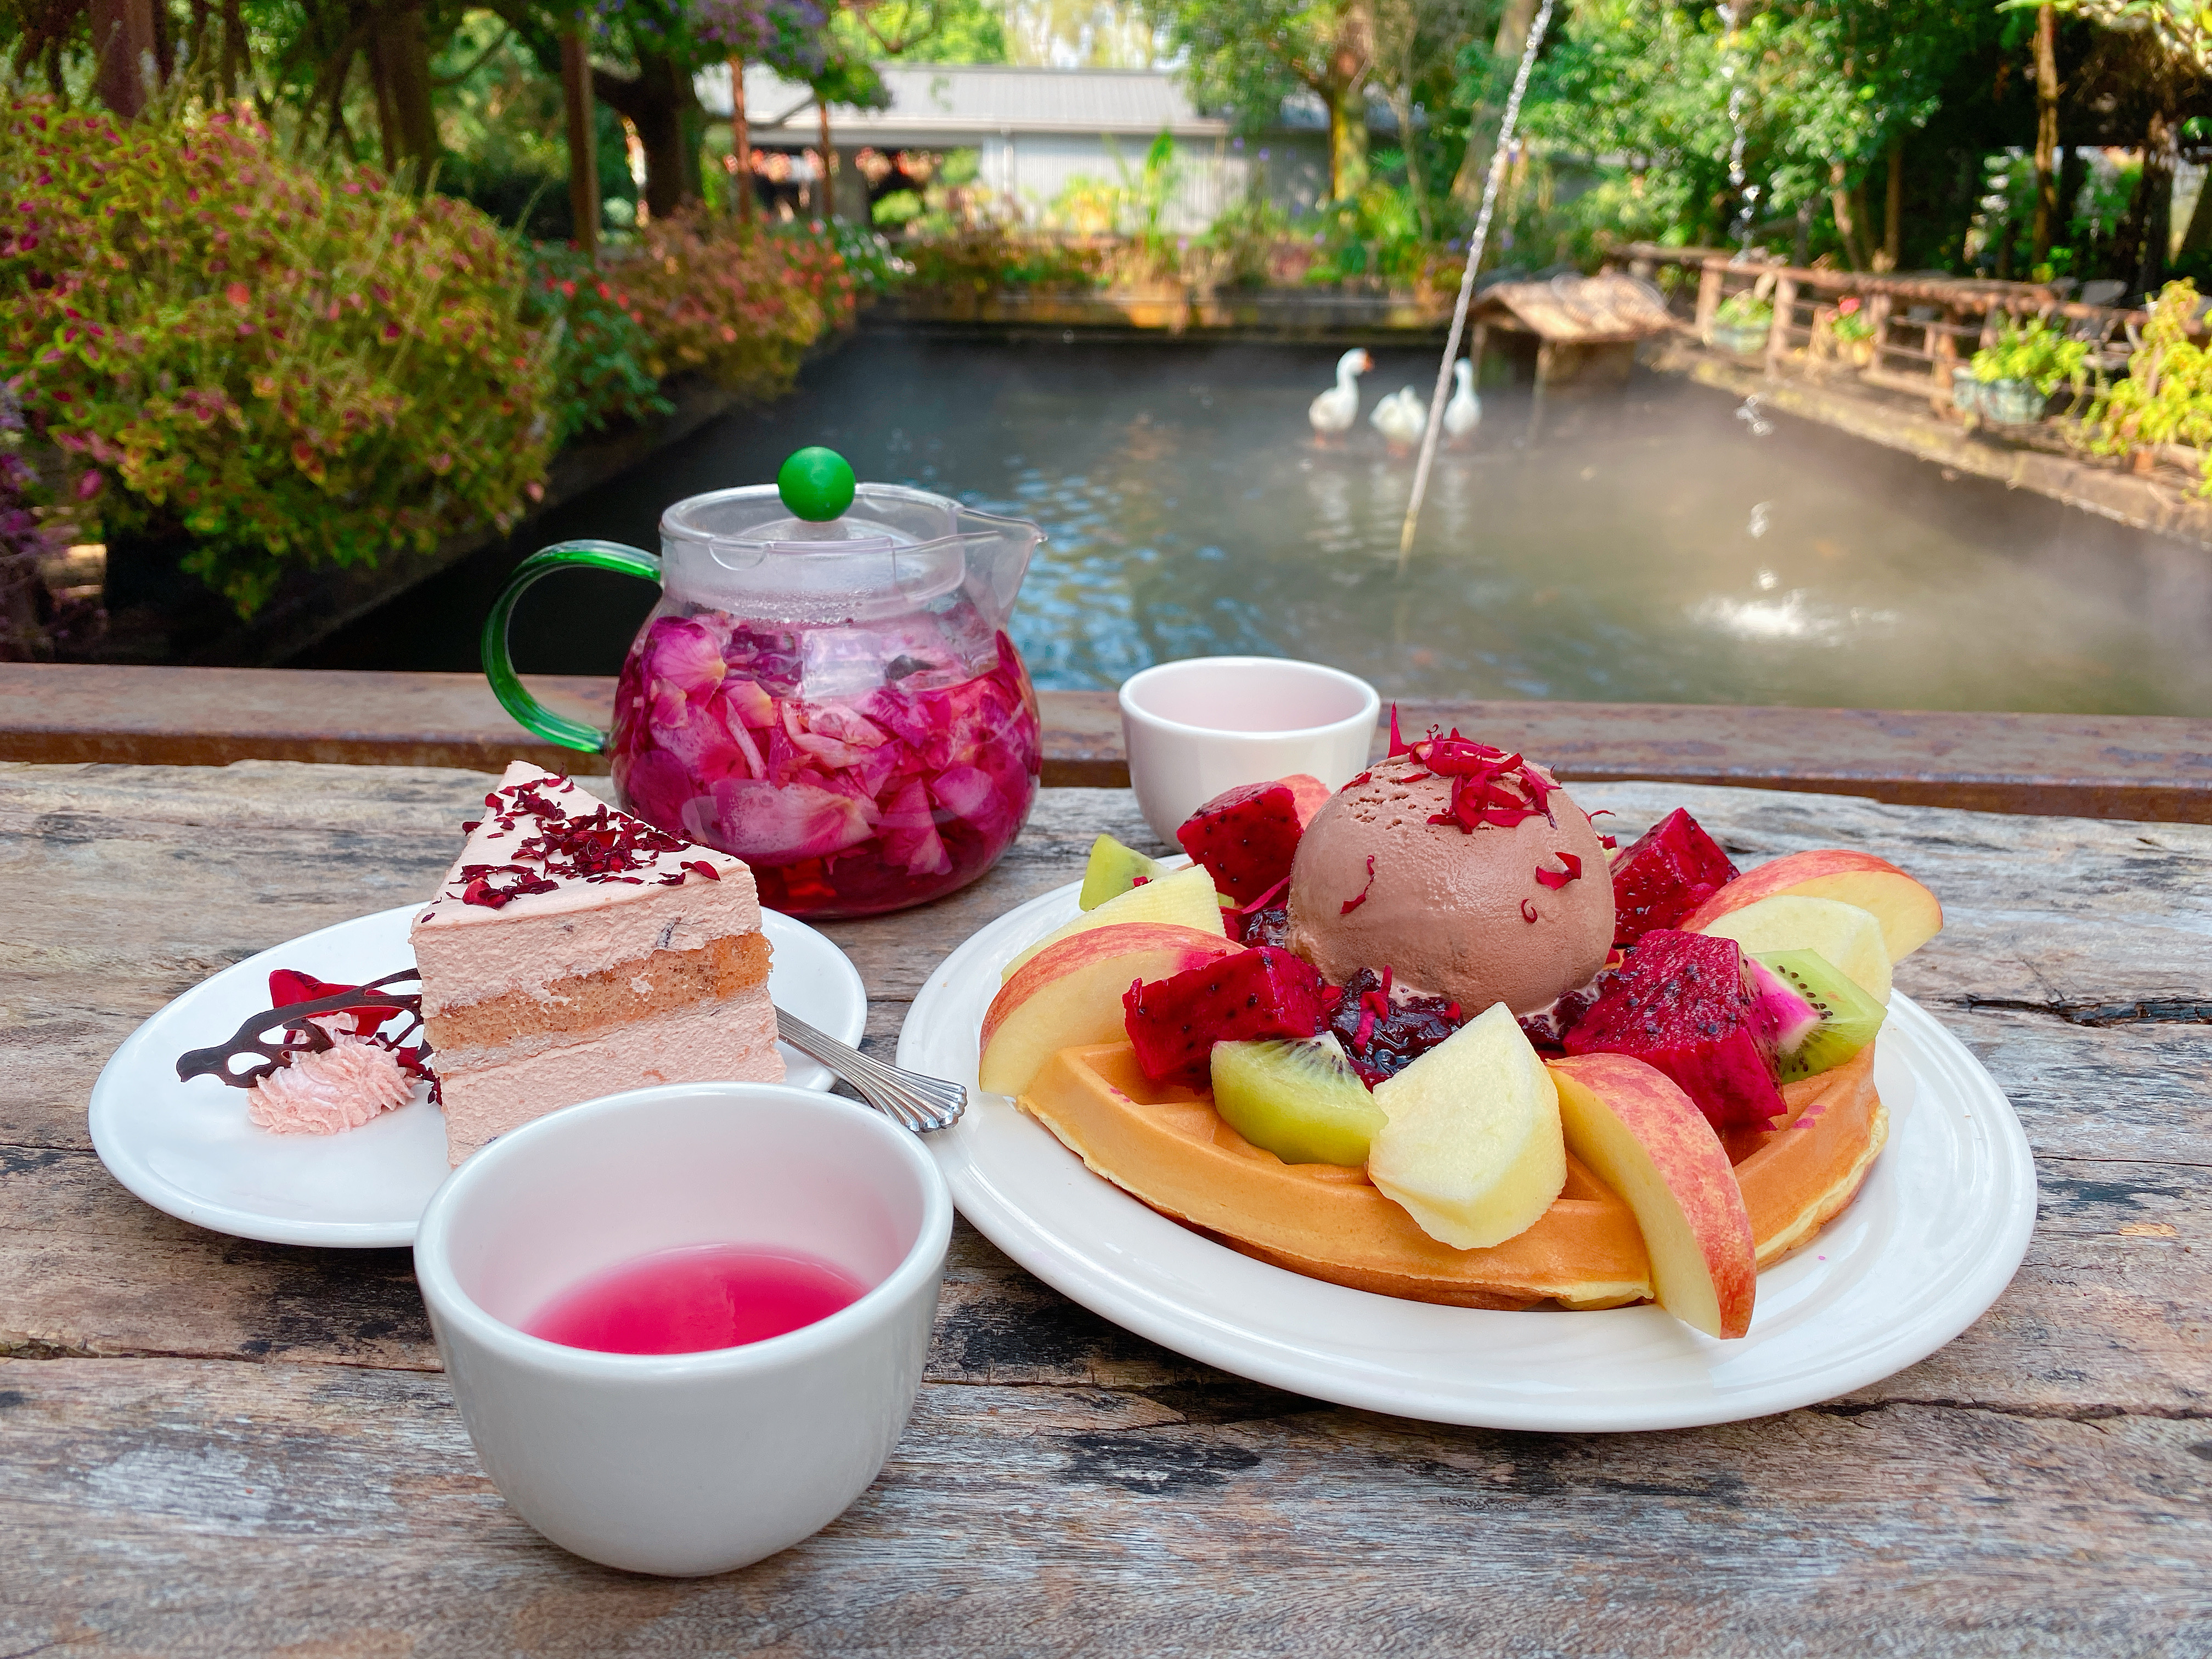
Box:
413;1082;951;1577
1119;656;1381;843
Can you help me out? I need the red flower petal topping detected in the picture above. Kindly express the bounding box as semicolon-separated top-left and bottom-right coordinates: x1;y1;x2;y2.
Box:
1340;853;1377;915
1534;851;1583;890
447;777;697;906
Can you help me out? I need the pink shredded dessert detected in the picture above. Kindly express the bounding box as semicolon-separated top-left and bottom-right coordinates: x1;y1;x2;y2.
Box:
247;1034;414;1135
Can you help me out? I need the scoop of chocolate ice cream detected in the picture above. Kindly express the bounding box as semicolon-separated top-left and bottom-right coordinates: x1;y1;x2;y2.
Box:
1286;751;1615;1015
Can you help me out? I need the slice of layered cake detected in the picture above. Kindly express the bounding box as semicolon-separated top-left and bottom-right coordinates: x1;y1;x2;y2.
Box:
411;761;783;1164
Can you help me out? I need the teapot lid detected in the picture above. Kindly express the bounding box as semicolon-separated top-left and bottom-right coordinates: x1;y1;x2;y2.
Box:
656;450;1042;624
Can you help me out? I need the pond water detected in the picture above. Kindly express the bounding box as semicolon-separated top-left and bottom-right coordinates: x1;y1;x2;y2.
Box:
302;333;2212;717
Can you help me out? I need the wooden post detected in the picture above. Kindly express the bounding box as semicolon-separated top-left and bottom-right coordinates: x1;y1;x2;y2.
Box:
1864;291;1893;380
1767;275;1797;375
817;98;836;222
561;22;599;255
1695;262;1723;336
1932;302;1961;404
1469;322;1489;387
729;56;753;224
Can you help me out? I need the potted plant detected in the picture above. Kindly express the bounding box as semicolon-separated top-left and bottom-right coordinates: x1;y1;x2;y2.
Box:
2079;280;2212;496
1827;295;1876;366
1708;289;1773;357
1967;314;2090;426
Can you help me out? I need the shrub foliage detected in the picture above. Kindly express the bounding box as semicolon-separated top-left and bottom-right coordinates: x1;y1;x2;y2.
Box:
612;210;861;399
0;96;556;618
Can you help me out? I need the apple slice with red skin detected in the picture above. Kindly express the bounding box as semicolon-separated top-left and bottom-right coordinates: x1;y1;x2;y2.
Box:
1678;849;1941;964
1548;1052;1758;1339
980;923;1244;1097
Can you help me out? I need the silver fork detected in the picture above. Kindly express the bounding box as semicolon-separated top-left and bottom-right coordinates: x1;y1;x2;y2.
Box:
775;1007;967;1134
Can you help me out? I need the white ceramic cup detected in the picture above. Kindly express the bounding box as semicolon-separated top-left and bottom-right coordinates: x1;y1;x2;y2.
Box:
1118;657;1382;844
413;1082;951;1577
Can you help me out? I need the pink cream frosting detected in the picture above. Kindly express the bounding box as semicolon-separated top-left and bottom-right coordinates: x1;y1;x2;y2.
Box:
249;1040;415;1135
436;989;783;1165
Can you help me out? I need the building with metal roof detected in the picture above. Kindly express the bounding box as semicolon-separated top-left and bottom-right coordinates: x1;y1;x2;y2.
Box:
694;64;1393;229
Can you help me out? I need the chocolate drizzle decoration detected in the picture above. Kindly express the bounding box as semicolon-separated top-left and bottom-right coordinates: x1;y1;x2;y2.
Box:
177;969;435;1097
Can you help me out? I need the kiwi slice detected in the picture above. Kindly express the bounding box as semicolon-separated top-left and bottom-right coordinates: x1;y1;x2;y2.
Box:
1753;949;1886;1082
1078;834;1166;911
1211;1036;1386;1168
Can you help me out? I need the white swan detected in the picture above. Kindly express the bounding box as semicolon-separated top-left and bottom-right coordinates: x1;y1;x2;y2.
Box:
1370;385;1426;453
1444;357;1481;444
1308;348;1373;441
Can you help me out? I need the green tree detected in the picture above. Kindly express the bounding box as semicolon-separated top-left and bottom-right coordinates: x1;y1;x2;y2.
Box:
837;0;1008;60
1152;0;1379;203
1521;0;1997;267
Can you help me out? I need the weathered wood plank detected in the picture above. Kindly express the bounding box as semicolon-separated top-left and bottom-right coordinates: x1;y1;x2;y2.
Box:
2;760;2209;1653
0;1358;2205;1657
6;1133;2201;1419
8;667;2212;820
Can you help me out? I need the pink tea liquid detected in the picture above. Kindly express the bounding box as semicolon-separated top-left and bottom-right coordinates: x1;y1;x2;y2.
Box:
523;1243;868;1355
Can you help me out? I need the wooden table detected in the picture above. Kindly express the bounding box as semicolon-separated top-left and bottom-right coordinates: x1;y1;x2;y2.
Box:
2;761;2205;1656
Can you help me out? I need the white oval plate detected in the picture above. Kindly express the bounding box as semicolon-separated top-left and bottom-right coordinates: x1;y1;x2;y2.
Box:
91;906;867;1249
898;881;2038;1432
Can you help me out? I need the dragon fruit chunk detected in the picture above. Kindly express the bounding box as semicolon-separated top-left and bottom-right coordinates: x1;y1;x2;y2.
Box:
1609;808;1741;947
1123;946;1329;1087
1176;782;1306;905
1562;929;1785;1131
1746;957;1821;1058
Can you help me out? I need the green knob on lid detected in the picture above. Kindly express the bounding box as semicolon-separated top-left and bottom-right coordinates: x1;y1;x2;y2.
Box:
777;447;856;522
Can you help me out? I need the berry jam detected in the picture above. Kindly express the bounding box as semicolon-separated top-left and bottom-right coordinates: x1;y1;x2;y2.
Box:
1326;967;1467;1087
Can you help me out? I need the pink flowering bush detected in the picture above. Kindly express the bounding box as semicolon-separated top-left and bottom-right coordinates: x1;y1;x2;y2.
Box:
0;94;555;617
610;208;859;400
611;611;1041;917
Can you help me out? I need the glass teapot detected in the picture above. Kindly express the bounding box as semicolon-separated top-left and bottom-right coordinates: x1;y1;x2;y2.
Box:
483;449;1045;919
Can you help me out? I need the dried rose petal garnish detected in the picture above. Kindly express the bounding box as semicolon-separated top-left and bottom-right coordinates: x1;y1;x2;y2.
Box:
1340;853;1378;915
1385;706;1561;837
447;777;709;909
1534;851;1583;890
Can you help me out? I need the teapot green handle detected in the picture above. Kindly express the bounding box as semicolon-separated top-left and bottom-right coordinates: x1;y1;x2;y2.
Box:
481;540;663;753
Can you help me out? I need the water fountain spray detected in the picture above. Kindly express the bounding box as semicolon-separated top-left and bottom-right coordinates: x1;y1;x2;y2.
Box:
1717;3;1759;252
1397;0;1558;568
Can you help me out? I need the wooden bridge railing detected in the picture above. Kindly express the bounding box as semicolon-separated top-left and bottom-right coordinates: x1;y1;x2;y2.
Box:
1603;243;2149;411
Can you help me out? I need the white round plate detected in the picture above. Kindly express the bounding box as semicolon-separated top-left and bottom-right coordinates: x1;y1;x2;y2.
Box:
91;907;867;1249
898;881;2038;1432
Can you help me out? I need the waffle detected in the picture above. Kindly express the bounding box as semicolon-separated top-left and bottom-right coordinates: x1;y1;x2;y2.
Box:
1017;1042;1886;1311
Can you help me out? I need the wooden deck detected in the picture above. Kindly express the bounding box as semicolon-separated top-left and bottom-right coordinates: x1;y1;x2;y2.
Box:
3;664;2209;823
1;761;2205;1654
1612;245;2212;546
